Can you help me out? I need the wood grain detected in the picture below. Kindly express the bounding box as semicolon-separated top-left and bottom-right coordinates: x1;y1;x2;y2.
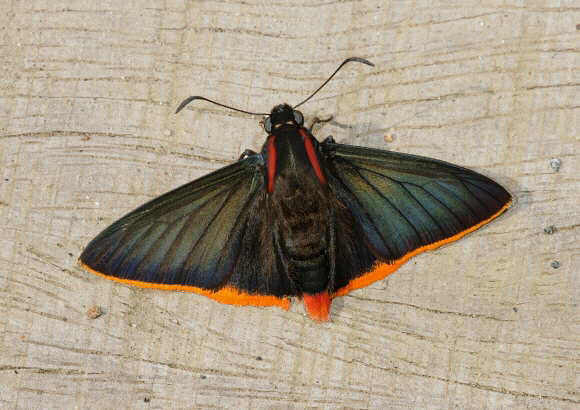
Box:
1;1;578;408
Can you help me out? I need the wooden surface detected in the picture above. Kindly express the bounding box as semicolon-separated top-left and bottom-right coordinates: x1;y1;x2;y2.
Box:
1;1;579;408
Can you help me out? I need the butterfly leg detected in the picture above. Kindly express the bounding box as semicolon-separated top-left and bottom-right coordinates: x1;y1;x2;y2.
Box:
308;115;334;132
238;149;258;160
321;136;335;144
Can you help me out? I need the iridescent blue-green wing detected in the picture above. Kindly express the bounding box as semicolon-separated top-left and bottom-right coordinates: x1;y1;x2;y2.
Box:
79;154;291;308
320;141;512;295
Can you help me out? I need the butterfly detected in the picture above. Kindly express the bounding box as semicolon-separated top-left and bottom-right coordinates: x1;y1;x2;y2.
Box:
79;58;512;321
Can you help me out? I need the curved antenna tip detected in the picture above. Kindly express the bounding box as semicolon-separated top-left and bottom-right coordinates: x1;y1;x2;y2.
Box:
344;57;375;67
175;96;202;114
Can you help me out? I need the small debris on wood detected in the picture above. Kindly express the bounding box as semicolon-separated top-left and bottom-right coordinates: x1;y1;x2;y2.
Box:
551;261;560;269
544;226;555;235
81;135;90;141
550;158;561;171
384;133;393;143
87;305;103;319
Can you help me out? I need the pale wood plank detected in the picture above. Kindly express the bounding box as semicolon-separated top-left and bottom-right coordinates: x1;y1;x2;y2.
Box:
1;1;578;408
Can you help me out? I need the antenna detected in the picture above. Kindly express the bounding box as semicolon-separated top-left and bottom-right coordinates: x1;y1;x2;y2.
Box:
175;96;268;116
175;57;374;115
293;57;374;109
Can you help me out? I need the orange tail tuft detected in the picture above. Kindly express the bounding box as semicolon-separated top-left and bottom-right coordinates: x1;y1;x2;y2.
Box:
303;292;331;321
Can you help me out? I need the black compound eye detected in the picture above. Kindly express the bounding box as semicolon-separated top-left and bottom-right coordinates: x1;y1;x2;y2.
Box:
264;117;272;133
293;110;304;125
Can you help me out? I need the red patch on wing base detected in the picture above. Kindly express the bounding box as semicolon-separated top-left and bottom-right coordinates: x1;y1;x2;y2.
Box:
267;135;277;193
299;129;327;186
303;291;331;321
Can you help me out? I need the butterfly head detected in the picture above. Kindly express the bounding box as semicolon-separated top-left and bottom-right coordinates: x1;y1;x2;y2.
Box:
262;104;304;134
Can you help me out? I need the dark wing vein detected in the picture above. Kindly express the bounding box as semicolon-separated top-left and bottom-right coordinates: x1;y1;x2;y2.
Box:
354;166;425;245
325;161;397;258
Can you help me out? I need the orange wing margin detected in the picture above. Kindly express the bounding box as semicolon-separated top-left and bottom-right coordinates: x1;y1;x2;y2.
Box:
331;199;512;298
78;261;291;310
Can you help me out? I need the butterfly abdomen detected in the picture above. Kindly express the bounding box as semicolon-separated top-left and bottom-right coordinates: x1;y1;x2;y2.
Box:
282;216;329;293
274;186;331;293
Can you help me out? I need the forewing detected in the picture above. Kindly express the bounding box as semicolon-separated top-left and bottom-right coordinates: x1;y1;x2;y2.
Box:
79;155;290;308
321;142;512;295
